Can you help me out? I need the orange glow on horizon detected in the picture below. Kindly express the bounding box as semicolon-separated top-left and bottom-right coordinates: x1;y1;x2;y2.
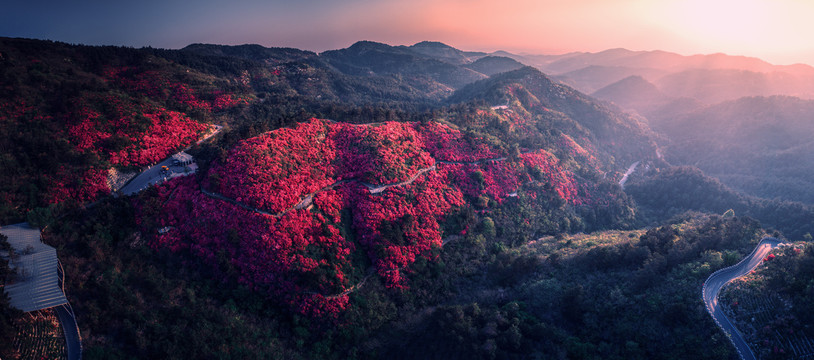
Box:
334;0;814;66
6;0;814;66
636;0;814;63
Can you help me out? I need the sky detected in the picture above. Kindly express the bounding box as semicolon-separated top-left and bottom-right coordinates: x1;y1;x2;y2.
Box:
4;0;814;66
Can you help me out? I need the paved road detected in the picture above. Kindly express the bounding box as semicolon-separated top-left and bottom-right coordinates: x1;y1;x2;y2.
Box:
55;304;82;360
702;237;784;360
362;166;436;194
119;125;222;196
120;159;188;195
618;161;639;189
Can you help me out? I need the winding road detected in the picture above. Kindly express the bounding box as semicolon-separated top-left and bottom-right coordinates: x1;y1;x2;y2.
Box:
199;166;438;219
200;153;520;220
55;303;82;360
702;237;784;360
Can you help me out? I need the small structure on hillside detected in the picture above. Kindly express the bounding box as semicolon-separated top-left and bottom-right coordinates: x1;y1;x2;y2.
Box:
2;222;83;360
172;151;193;166
0;223;68;312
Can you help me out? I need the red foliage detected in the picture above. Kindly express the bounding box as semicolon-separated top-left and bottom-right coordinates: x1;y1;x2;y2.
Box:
0;97;117;205
104;66;248;113
414;121;502;162
108;109;207;166
313;189;344;223
65;94;208;167
172;83;211;111
210;119;336;213
142;177;354;317
139;118;597;318
520;150;580;204
212;92;248;111
350;173;463;287
210;119;434;213
46;167;109;204
296;294;350;319
433;149;579;206
437;162;519;203
347;121;434;184
67;105;108;151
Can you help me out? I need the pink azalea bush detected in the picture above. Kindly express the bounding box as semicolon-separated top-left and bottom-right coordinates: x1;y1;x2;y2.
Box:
140;118;601;318
414;121;502;162
141;176;355;318
46;167;110;204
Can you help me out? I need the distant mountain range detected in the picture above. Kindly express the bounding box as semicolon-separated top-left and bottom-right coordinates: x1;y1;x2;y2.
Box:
184;41;814;107
501;47;814;205
185;38;814;207
499;48;814;106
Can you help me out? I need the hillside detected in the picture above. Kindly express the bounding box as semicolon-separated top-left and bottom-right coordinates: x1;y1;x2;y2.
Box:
320;41;487;91
554;65;667;94
654;96;814;204
654;68;814;104
0;37;658;357
3;37;812;360
181;43;316;64
448;67;660;167
719;242;814;358
463;56;525;76
0;38;240;223
590;76;705;122
533;48;813;76
592;75;668;111
407;41;486;65
626;166;814;240
373;214;763;359
138;117;636;317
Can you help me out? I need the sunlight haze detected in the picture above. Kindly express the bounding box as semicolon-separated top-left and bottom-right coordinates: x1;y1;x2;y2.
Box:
3;0;814;65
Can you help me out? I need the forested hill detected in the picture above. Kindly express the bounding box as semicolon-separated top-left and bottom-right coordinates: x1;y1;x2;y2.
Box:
626;166;814;240
1;35;659;315
0;37;659;224
4;36;813;360
448;67;659;166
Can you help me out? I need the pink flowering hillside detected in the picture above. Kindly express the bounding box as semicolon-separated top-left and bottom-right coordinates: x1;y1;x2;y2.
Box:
0;45;251;216
414;121;502;162
138;118;606;318
208;119;435;214
67;94;210;168
141;176;354;318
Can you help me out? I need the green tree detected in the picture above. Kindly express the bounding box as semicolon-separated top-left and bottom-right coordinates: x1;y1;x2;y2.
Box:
0;233;22;359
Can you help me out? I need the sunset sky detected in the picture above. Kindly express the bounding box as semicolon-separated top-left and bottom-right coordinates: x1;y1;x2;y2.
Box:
4;0;814;65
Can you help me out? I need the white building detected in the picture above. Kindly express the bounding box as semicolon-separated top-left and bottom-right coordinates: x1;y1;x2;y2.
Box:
172;151;193;166
1;223;68;312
